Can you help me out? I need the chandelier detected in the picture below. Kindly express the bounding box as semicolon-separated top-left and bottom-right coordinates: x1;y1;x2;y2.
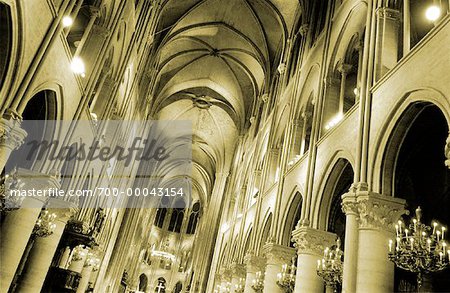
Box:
316;238;343;292
0;168;24;213
33;209;57;237
251;271;264;292
388;206;449;288
276;257;296;292
234;277;245;293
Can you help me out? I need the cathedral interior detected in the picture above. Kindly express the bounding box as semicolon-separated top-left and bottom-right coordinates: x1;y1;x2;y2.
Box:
1;0;450;292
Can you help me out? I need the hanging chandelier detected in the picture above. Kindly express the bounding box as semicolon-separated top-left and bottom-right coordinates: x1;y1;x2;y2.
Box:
276;257;296;292
33;209;57;237
316;238;343;292
251;271;264;292
388;206;449;288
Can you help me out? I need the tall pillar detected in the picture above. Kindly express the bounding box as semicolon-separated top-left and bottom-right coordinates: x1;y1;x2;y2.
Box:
15;199;77;293
230;263;246;292
355;192;406;293
375;8;401;80
0;169;59;293
341;192;359;293
261;243;295;293
403;0;411;55
243;253;264;293
292;227;336;293
337;62;353;116
0;117;27;171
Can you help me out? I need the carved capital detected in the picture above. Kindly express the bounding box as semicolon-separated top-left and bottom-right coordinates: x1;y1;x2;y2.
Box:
337;61;353;75
46;197;79;222
341;192;358;216
356;192;407;231
261;93;269;103
377;7;401;21
299;23;309;36
261;243;295;265
219;267;232;282
277;62;286;75
230;262;246;278
243;252;265;273
292;227;336;256
0;118;27;151
444;132;450;168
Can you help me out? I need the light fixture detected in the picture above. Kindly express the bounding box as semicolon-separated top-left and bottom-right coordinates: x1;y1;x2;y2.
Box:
33;210;57;237
277;257;296;292
151;250;176;261
425;5;441;21
221;222;230;233
317;238;344;291
62;16;73;27
325;113;343;130
388;206;449;289
71;57;86;77
353;87;360;96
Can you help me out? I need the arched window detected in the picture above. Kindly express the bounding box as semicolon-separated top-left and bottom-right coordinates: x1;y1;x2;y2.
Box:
138;273;148;292
0;3;12;89
154;208;167;228
186;202;200;234
155;277;166;293
168;207;184;233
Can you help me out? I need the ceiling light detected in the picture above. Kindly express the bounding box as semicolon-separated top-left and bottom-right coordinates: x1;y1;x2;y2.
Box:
221;222;230;233
71;57;85;76
425;5;441;21
62;16;73;27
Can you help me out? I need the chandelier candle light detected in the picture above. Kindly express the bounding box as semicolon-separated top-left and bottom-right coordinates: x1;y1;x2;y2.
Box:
276;257;296;292
33;209;57;237
388;206;450;289
251;271;264;292
316;238;343;292
234;277;245;293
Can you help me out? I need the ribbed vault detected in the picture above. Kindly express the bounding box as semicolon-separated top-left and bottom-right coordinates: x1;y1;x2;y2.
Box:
150;0;297;206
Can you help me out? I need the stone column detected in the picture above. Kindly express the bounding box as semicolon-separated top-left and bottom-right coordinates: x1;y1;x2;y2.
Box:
403;0;411;55
341;192;359;293
230;263;246;292
292;227;336;293
0;169;59;293
337;62;353;116
76;262;94;293
261;243;296;293
243;253;264;293
375;7;400;80
355;192;406;293
0;117;27;171
15;199;77;293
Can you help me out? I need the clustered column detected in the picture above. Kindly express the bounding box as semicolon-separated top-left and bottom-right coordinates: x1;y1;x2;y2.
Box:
292;226;336;293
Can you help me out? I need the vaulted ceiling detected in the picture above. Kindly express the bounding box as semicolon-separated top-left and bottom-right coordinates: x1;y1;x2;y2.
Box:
149;0;299;206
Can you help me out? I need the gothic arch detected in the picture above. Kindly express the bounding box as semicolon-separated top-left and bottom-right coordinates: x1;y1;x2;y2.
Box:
370;88;450;193
313;154;354;232
279;188;302;247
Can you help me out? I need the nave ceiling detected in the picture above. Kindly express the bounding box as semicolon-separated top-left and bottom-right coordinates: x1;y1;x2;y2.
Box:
149;0;299;206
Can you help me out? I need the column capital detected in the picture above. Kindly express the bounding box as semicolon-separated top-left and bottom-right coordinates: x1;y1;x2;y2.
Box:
299;23;309;36
444;131;450;168
261;93;269;103
230;262;246;278
337;61;353;75
341;192;358;216
0;118;27;151
219;267;232;282
376;7;401;21
46;198;79;222
261;242;296;265
292;227;336;256
356;192;407;231
243;252;265;273
323;76;340;87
